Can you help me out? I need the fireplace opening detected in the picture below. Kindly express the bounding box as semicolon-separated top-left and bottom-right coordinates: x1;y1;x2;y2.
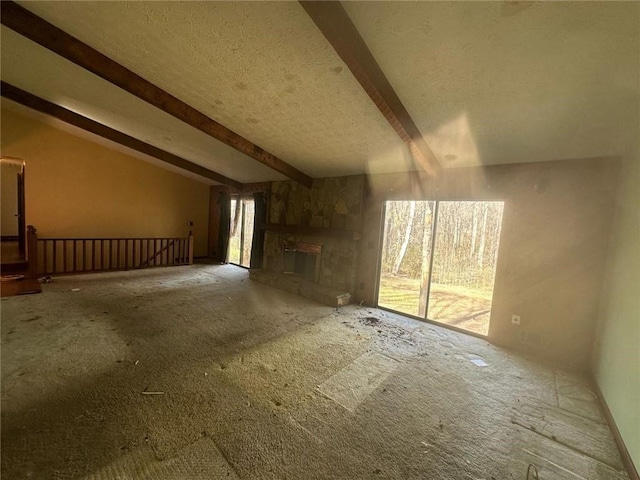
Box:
282;241;321;283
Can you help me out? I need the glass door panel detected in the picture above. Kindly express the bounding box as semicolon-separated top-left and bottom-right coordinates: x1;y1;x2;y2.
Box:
228;197;255;268
228;198;242;265
377;201;436;317
427;201;504;336
240;199;255;268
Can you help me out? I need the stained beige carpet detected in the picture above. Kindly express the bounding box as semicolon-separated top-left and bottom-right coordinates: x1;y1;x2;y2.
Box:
1;265;628;479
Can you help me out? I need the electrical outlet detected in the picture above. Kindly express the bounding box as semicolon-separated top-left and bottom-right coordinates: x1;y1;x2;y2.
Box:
512;314;521;325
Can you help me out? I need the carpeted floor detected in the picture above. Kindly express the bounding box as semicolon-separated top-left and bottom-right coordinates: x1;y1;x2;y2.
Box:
0;265;629;479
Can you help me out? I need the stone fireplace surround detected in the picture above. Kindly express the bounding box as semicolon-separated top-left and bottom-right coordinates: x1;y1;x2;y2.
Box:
250;232;353;307
249;175;364;307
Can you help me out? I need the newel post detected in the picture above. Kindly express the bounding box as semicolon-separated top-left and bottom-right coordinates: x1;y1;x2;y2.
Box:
188;231;194;265
26;225;38;279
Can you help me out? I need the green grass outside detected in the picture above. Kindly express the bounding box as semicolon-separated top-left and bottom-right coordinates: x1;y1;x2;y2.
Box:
378;275;492;336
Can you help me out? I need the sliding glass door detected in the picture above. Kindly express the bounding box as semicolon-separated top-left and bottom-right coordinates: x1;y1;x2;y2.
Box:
378;201;436;318
377;200;504;336
228;197;255;268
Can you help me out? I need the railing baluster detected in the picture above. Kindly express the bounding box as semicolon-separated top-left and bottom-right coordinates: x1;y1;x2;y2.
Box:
43;240;48;275
82;240;86;272
133;239;137;268
125;239;129;270
63;240;68;273
100;240;104;271
117;239;121;269
92;239;96;271
52;240;58;274
73;240;77;272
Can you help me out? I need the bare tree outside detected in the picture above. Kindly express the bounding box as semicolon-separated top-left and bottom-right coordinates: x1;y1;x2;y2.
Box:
378;200;504;336
228;198;241;265
241;199;255;268
228;198;255;267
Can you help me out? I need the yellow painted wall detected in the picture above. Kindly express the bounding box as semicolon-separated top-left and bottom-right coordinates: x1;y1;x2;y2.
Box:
593;152;640;470
0;107;210;256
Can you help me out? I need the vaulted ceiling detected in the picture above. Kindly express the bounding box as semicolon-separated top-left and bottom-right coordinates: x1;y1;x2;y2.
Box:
2;1;638;186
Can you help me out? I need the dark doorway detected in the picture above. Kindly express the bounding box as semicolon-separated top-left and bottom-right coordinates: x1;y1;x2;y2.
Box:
1;158;26;264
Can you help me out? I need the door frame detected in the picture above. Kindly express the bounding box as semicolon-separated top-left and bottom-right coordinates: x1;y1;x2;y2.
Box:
17;163;26;253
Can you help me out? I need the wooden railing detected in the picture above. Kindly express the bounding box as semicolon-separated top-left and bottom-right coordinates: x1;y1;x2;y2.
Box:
36;233;193;276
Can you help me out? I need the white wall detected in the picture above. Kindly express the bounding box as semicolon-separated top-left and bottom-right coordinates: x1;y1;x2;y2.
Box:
592;151;640;470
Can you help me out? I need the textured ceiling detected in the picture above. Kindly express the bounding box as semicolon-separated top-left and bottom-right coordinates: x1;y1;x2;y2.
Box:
0;26;286;184
2;1;638;183
9;1;410;179
1;98;222;186
344;1;640;167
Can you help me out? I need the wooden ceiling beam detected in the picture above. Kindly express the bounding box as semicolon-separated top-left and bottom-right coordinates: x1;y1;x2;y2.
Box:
300;1;441;177
1;1;313;187
1;82;244;190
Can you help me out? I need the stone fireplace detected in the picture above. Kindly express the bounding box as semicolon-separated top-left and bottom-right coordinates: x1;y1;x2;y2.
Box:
249;174;365;307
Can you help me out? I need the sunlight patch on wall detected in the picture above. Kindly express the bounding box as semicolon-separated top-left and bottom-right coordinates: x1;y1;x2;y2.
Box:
425;112;480;168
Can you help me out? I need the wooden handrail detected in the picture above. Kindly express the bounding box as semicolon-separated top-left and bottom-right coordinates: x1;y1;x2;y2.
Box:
140;238;179;267
36;234;193;276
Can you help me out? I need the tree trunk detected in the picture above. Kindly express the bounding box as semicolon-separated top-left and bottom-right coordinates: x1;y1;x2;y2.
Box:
418;203;433;317
478;203;488;268
471;205;478;256
391;201;415;275
381;203;392;273
230;198;242;236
